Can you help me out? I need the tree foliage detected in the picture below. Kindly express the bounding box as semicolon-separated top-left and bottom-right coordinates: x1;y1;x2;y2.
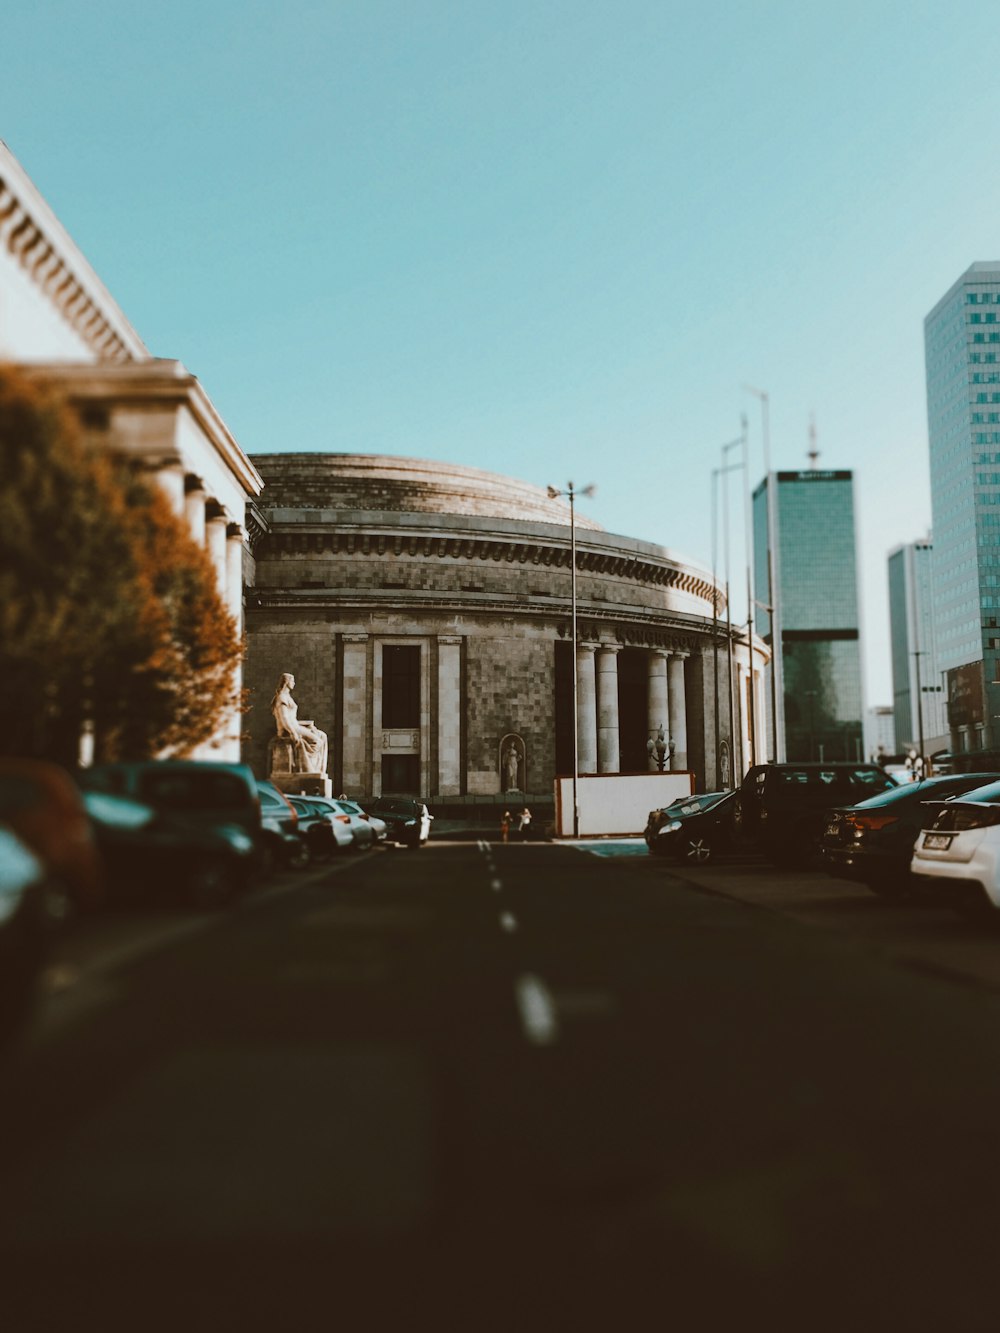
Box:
0;365;241;762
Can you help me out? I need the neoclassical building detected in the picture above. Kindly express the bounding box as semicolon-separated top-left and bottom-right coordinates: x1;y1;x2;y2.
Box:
244;454;768;803
0;139;261;760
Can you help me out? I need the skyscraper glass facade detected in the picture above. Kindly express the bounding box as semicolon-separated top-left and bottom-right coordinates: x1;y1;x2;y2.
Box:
925;262;1000;751
887;541;946;753
753;470;864;762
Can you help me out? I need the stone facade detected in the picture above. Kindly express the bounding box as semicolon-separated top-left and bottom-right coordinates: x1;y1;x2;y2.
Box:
244;454;770;800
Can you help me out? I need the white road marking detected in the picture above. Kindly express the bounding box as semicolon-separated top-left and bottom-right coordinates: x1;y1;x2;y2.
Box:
514;973;559;1046
490;878;503;893
499;912;518;933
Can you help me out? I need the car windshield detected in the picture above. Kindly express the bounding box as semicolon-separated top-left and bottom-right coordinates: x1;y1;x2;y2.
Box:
370;799;417;815
82;790;155;830
671;792;730;817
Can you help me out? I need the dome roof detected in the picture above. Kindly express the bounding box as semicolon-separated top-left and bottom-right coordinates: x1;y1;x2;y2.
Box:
249;453;605;530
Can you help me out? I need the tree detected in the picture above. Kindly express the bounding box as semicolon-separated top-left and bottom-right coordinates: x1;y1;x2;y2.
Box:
0;364;241;762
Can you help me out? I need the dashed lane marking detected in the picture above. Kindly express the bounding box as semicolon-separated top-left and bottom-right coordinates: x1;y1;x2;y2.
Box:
514;972;560;1046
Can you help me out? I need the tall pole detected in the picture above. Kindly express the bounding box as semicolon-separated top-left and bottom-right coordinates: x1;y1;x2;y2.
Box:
570;485;579;836
910;546;926;771
741;413;756;769
722;439;741;782
548;481;594;836
745;383;781;763
711;468;721;790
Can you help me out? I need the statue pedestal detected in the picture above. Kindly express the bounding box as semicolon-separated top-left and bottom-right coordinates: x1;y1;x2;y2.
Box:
270;772;333;799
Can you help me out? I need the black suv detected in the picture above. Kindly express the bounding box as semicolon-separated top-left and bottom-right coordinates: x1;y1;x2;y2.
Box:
741;763;897;865
365;797;433;848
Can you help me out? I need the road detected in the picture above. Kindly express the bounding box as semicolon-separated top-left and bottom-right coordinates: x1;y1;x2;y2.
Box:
4;840;1000;1331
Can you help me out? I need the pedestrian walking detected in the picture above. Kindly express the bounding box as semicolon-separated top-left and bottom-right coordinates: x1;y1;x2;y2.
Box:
501;810;511;843
518;807;532;840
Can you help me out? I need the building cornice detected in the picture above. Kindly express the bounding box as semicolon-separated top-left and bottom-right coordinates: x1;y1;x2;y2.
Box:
0;140;148;362
19;359;263;497
257;520;720;607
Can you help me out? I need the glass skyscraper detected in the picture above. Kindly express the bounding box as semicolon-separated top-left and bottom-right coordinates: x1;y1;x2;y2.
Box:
924;262;1000;753
887;540;946;755
753;470;864;762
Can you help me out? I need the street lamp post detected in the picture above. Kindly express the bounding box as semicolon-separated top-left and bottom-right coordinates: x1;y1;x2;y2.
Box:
712;441;743;788
547;481;595;838
744;384;782;763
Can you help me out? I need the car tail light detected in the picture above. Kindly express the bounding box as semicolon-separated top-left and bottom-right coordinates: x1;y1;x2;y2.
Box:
848;814;900;832
336;814;351;824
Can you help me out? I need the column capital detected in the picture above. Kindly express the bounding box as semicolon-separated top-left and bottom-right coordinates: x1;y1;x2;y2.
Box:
437;635;463;646
596;641;622;656
577;640;599;654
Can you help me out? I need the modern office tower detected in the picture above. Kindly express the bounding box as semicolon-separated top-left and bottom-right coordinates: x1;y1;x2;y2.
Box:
887;540;947;757
925;262;1000;755
753;469;864;762
864;705;896;761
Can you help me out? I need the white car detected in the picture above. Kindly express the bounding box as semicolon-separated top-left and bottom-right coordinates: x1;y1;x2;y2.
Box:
335;798;387;843
910;779;1000;915
306;796;378;850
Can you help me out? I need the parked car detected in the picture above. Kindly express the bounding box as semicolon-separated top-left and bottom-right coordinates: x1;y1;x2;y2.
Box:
910;779;1000;917
81;789;257;909
286;796;354;859
0;826;48;1045
821;772;1000;897
335;797;387;843
82;760;262;841
366;797;433;848
308;796;379;850
645;791;737;862
0;758;104;923
254;780;309;871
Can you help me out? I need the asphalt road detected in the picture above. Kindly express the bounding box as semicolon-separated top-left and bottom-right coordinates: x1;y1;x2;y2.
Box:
4;841;1000;1331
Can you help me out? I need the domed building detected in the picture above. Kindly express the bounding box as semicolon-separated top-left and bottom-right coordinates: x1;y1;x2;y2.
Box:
243;454;766;811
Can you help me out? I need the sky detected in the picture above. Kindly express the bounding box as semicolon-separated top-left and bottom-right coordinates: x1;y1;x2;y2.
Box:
4;0;1000;706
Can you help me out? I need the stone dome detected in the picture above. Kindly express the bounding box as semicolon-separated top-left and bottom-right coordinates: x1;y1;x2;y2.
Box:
249;452;605;530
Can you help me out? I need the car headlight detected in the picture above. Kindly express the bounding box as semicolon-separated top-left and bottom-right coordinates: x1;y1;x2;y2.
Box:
405;819;417;826
658;820;682;835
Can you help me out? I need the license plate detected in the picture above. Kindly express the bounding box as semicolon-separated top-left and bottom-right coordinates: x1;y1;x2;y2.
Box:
923;833;952;850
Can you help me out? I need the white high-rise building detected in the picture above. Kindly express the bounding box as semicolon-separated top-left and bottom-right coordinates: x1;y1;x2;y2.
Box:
925;262;1000;755
887;540;946;757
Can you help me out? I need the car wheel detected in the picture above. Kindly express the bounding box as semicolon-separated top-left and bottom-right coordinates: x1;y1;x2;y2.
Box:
677;837;712;864
285;839;311;871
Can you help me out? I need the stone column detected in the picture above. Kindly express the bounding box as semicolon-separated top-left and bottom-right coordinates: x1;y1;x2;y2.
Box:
205;508;228;602
646;649;669;769
342;634;369;795
225;526;244;628
153;460;185;516
576;642;598;775
184;477;206;546
437;636;462;796
596;642;622;774
668;652;689;770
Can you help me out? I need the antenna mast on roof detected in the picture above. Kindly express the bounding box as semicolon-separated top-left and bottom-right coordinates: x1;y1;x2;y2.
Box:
807;413;820;469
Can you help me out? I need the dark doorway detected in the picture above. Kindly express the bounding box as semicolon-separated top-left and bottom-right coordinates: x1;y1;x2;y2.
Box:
381;754;421;795
618;648;648;773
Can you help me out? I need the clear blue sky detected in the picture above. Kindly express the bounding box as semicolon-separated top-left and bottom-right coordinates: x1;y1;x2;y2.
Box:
4;1;999;704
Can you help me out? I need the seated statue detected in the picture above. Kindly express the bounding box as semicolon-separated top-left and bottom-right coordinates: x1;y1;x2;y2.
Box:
270;673;328;775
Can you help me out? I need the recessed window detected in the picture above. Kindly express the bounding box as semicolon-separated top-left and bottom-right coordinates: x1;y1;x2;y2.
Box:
382;645;420;728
